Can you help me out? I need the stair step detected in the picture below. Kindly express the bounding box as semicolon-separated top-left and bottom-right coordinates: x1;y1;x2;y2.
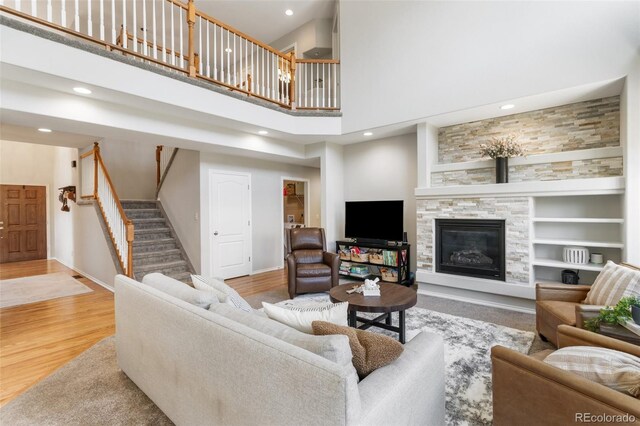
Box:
131;218;167;229
134;228;172;241
125;208;163;219
121;200;158;209
134;260;188;275
133;249;183;265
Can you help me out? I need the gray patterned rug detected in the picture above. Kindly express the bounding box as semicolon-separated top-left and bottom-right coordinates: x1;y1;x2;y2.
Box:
279;294;535;426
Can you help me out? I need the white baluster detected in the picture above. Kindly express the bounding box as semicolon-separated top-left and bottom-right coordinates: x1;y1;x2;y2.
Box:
226;29;230;84
30;0;35;16
142;0;147;55
206;20;210;77
179;7;184;68
46;0;52;22
161;0;166;62
15;0;21;12
132;0;136;52
152;0;157;59
233;34;237;87
99;0;104;40
261;48;265;97
61;0;66;27
87;0;92;36
170;3;174;65
111;0;116;43
213;24;217;79
121;0;126;48
198;16;202;75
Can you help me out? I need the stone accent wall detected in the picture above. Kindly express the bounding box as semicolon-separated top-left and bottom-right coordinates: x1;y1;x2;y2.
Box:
431;157;623;186
438;96;620;164
416;197;530;283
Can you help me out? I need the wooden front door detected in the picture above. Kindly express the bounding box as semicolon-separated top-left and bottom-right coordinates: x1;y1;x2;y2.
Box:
0;185;47;263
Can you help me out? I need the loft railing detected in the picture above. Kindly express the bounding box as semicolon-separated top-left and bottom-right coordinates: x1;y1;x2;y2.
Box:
0;0;340;110
80;142;134;277
155;144;178;195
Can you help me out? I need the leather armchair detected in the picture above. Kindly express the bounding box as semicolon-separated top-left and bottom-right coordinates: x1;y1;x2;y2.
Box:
286;228;340;299
535;262;640;346
492;325;640;426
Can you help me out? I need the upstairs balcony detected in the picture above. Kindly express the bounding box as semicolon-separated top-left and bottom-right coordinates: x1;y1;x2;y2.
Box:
0;0;340;112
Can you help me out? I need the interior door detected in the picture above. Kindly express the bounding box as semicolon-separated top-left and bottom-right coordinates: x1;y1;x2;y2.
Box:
210;171;251;279
0;185;47;263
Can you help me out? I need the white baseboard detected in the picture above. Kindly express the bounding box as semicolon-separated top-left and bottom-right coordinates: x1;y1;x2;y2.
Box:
52;258;114;293
417;284;536;314
251;266;284;275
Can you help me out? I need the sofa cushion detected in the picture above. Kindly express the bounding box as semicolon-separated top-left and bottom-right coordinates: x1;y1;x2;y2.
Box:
142;273;218;309
536;301;578;325
191;275;253;313
584;261;640;306
208;302;358;381
312;321;404;379
262;301;348;333
297;263;332;278
544;346;640;397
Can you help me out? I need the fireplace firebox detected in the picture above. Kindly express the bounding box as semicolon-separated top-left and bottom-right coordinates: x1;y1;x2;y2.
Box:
435;219;505;281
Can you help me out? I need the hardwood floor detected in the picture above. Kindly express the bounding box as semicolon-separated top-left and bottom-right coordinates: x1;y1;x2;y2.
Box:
0;260;288;407
0;260;115;407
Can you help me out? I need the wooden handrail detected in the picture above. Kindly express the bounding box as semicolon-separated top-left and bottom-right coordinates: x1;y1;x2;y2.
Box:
296;59;341;64
156;146;163;187
96;153;130;224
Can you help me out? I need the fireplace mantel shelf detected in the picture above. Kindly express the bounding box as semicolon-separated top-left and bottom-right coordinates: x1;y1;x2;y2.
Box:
415;176;624;199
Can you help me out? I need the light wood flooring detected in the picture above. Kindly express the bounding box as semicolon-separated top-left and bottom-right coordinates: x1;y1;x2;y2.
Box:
0;260;287;407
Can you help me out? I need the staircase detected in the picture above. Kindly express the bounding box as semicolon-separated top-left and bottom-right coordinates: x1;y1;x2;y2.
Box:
121;200;194;283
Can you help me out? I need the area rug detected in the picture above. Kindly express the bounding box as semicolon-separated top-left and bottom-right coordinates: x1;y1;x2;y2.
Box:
0;272;93;308
278;294;535;426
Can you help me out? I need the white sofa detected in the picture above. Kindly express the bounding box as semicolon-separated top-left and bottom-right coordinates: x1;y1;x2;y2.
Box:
115;275;445;426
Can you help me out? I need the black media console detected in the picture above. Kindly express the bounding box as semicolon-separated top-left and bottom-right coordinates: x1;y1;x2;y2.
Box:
335;240;412;286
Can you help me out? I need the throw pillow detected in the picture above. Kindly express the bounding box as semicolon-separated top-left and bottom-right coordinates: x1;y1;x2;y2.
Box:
142;273;218;309
544;346;640;397
312;320;404;379
584;262;640;306
262;301;348;334
191;275;253;313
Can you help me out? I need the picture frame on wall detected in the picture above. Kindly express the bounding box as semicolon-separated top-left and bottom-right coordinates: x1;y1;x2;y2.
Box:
287;215;295;223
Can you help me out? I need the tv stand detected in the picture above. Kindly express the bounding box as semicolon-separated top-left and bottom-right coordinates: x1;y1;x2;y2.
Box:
336;240;412;285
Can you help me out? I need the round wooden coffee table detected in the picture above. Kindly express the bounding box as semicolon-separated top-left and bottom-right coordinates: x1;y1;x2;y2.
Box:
329;283;417;343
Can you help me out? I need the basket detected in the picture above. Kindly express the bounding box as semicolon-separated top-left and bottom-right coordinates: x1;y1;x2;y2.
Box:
369;253;384;264
380;267;398;282
351;252;369;263
339;250;351;261
563;246;590;265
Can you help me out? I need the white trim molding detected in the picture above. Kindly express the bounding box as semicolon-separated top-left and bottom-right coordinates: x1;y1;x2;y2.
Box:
416;269;536;300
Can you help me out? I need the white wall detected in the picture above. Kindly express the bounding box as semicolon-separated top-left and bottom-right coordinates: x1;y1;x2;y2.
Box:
320;142;345;248
343;134;418;270
200;153;321;275
97;138;157;200
158;149;202;272
622;57;640;264
339;1;640;133
271;19;333;57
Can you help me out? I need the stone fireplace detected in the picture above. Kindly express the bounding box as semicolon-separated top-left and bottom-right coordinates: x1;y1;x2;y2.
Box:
435;219;505;281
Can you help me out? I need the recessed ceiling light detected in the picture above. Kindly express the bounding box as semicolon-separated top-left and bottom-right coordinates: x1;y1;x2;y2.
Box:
363;132;373;136
258;130;268;135
73;87;92;95
225;48;233;53
500;104;515;110
285;9;294;16
38;128;52;133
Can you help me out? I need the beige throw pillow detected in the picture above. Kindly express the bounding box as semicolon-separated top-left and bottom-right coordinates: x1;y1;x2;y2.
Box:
544;346;640;397
312;320;404;379
142;273;218;309
262;301;348;334
584;262;640;306
191;275;253;312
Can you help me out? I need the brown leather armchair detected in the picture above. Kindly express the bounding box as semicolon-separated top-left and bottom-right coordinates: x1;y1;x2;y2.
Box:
536;262;640;346
286;228;340;299
492;325;640;426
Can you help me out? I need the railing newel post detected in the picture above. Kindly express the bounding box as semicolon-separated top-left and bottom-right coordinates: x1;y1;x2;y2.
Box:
126;219;135;277
187;0;196;77
289;52;296;109
156;145;163;187
93;142;100;198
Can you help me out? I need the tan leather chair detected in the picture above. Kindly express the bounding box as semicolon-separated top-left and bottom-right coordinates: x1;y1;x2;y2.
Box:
492;325;640;426
536;262;640;346
286;228;340;299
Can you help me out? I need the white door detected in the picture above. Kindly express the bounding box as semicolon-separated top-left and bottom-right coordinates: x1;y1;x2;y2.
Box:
210;171;252;279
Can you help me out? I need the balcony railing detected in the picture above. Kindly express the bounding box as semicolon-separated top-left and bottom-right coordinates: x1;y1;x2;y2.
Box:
0;0;340;111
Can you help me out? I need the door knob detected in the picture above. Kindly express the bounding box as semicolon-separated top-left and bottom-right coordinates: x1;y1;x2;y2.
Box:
214;231;219;236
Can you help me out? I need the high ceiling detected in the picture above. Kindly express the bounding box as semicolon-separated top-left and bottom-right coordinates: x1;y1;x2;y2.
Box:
196;0;336;44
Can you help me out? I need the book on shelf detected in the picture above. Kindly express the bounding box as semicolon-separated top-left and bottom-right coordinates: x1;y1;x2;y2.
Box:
621;320;640;337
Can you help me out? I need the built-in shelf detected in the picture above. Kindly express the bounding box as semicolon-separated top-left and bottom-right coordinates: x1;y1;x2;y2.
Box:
532;258;606;272
533;239;624;249
532;218;624;224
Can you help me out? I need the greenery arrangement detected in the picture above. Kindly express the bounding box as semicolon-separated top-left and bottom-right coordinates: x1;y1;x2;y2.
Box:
584;296;640;332
479;134;524;159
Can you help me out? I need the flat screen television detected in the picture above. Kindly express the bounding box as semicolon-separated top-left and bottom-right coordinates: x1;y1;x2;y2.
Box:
345;200;404;242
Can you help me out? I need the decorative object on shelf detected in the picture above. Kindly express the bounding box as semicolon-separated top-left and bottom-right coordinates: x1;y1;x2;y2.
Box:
362;278;381;296
591;253;604;264
287;215;295;223
561;269;580;284
58;186;76;212
562;246;590;264
479;133;524;184
585;296;640;332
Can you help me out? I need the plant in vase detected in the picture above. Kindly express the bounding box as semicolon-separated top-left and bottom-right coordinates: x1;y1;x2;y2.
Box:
479;134;524;183
585;296;640;332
